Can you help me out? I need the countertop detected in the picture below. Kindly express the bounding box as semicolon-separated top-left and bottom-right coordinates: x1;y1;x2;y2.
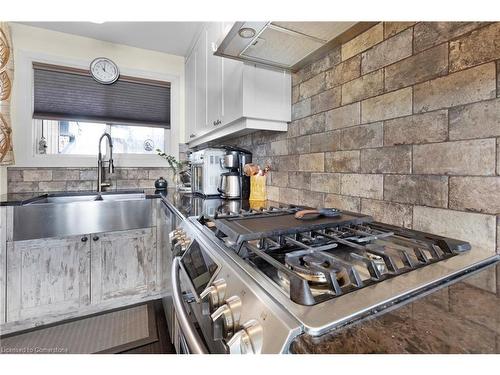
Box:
291;261;500;354
157;189;277;218
0;188;271;213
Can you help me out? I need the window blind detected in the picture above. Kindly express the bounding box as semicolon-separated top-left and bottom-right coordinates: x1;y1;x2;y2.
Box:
33;63;171;128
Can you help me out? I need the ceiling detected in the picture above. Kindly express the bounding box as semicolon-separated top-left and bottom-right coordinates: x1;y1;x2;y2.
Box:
19;22;205;56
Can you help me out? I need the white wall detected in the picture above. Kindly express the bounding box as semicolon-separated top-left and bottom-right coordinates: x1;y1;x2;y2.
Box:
6;23;185;174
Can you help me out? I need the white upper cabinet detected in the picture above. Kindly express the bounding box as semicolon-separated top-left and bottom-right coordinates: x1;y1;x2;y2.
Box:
186;31;208;142
206;23;222;129
222;51;244;127
185;22;291;147
185;50;196;141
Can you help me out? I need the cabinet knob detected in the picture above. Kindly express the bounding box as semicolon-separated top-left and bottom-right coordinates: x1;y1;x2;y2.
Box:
93;236;99;241
81;236;88;242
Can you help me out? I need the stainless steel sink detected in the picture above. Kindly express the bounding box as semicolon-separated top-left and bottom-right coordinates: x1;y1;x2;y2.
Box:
14;191;152;241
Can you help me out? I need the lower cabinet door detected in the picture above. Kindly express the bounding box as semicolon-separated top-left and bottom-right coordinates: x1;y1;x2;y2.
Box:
90;227;157;304
6;235;91;322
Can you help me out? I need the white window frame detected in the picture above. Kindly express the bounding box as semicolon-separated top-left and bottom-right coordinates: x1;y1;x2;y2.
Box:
14;50;180;168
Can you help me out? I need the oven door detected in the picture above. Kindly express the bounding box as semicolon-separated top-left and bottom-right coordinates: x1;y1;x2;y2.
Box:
171;256;210;354
171;235;230;354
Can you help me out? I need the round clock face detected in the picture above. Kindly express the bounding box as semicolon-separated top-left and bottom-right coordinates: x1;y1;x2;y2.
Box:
90;57;120;84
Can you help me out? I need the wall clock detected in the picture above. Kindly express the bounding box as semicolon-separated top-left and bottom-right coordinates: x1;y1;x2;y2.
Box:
90;57;120;84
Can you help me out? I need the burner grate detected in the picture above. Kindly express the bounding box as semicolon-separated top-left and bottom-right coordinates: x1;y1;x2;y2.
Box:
199;207;471;306
239;222;468;306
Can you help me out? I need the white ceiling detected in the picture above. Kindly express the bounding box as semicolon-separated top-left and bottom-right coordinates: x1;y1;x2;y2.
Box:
19;22;206;56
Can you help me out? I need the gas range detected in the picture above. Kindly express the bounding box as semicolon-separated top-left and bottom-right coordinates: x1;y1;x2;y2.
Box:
168;203;498;353
200;206;471;307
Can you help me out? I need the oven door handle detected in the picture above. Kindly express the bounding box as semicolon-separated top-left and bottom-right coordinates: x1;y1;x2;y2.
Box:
172;257;209;354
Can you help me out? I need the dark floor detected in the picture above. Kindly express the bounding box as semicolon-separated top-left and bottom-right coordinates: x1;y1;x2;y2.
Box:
119;300;176;354
0;299;176;354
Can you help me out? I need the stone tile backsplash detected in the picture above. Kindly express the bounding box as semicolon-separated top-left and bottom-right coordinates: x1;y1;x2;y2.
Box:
6;144;188;193
7;167;174;193
226;22;500;255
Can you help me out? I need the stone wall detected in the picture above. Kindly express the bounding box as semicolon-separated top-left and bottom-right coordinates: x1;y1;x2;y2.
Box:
227;22;500;255
5;143;188;193
7;166;174;193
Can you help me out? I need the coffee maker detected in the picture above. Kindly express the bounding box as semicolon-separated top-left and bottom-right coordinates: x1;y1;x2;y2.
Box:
218;146;252;200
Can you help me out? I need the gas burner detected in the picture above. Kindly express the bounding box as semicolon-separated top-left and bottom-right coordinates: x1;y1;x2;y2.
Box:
276;269;335;297
285;251;348;285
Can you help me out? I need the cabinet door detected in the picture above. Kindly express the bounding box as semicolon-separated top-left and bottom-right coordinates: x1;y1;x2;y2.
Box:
206;22;222;128
185;51;196;141
242;64;292;121
157;202;175;293
91;227;157;304
222;57;243;126
195;30;207;133
6;235;91;322
157;202;180;332
0;206;11;324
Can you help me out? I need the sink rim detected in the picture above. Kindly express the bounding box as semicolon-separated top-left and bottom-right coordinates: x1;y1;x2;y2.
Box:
25;190;147;205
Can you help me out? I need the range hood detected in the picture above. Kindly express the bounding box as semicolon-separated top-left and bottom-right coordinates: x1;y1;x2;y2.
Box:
215;22;377;71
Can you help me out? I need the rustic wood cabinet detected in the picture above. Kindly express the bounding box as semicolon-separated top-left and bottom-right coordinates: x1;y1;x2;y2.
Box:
90;227;157;304
0;206;12;325
1;200;167;334
3;226;159;331
6;235;91;322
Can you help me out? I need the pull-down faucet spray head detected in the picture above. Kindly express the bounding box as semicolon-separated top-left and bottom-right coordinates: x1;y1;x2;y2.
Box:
98;131;115;174
108;144;114;174
109;158;115;174
97;131;115;194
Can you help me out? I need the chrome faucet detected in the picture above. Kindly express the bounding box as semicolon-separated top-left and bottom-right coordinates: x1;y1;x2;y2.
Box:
97;132;114;193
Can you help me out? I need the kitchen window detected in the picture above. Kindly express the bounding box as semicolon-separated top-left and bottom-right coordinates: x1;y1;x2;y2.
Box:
34;120;166;155
32;62;171;157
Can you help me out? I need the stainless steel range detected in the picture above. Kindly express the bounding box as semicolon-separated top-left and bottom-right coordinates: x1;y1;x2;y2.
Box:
166;205;498;354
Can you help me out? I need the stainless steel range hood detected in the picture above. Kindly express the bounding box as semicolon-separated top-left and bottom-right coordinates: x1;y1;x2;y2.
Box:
215;22;377;71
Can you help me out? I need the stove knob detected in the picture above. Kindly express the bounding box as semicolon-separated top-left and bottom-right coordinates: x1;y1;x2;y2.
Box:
226;320;263;354
169;229;184;244
179;236;191;251
200;279;226;315
172;237;186;256
210;295;241;340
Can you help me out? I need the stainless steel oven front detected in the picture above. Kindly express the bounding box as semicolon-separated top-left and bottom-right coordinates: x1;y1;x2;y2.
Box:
168;219;301;354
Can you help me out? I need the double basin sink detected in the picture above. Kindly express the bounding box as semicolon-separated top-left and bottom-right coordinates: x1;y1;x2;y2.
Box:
14;191;153;241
